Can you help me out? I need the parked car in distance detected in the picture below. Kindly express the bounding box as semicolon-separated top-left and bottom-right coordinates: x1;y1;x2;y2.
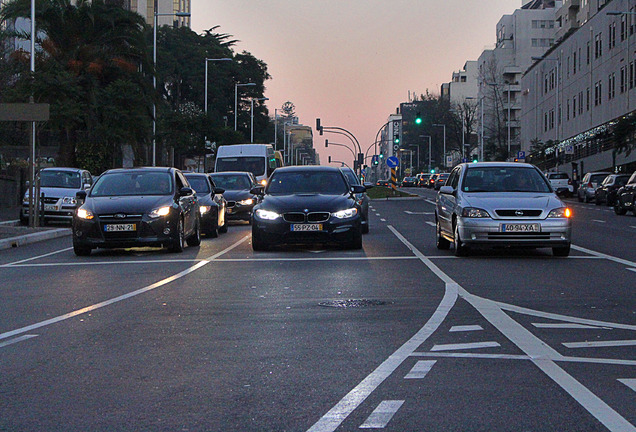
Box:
401;176;418;187
577;171;611;202
340;167;372;234
545;172;573;197
435;162;572;257
21;167;93;225
184;172;227;237
251;166;364;250
434;173;450;190
208;171;260;223
614;171;636;216
594;174;631;206
72;167;200;256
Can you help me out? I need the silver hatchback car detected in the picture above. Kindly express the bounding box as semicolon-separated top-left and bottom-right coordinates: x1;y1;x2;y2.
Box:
435;162;572;257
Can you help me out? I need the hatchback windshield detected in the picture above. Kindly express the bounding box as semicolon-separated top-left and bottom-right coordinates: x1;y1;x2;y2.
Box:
92;172;173;196
209;174;252;190
185;176;210;194
267;171;348;195
462;167;551;193
40;170;81;189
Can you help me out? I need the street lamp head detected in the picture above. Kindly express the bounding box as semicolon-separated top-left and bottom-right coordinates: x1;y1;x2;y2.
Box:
174;12;191;17
207;57;232;62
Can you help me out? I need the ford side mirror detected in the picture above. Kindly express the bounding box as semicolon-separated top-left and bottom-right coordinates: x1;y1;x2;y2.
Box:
179;187;194;196
214;187;225;195
76;190;87;203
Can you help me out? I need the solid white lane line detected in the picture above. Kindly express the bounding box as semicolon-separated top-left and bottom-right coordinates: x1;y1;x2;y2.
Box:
571;244;636;268
430;341;500;352
404;211;434;215
412;352;636;366
628;268;636;273
532;323;609;330
425;199;436;205
359;400;404;429
449;325;483;332
618;379;636;392
380;218;386;222
404;360;436;379
0;334;38;348
2;247;73;267
4;259;206;268
563;340;636;349
592;220;606;223
216;256;419;262
0;236;249;342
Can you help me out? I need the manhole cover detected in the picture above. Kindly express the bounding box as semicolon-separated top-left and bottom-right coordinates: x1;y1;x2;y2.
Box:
318;299;391;308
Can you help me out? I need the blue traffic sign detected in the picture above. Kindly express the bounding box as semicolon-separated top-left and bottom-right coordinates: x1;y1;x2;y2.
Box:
517;151;526;159
386;156;399;168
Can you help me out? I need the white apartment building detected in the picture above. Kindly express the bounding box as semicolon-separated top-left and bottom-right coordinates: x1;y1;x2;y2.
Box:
520;0;636;173
476;1;558;158
123;0;191;27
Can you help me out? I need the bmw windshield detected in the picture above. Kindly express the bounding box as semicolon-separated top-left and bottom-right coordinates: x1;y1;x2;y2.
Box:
267;171;348;195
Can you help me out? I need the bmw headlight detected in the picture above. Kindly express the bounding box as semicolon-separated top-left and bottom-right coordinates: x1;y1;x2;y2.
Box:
547;207;572;218
76;207;94;220
332;208;358;219
199;205;211;214
461;207;491;218
149;206;171;218
62;196;76;205
255;209;280;220
238;198;254;206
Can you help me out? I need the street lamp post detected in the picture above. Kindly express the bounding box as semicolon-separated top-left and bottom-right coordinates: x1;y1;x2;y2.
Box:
234;82;256;131
153;10;191;166
432;124;446;168
250;97;269;143
420;135;432;173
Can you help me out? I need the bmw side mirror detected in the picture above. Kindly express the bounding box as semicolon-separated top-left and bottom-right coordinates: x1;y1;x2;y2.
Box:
363;182;374;189
250;186;265;195
76;190;87;204
214;187;225;195
351;185;366;194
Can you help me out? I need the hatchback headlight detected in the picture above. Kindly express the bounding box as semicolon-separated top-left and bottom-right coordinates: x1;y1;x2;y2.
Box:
199;205;211;214
255;209;280;220
238;198;254;206
76;207;94;220
332;208;358;219
62;196;76;205
461;207;491;218
547;207;572;218
149;206;171;218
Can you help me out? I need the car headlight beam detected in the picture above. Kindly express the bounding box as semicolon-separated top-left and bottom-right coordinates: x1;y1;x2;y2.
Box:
255;209;280;220
199;205;211;214
149;206;171;218
76;207;94;220
238;198;254;206
332;208;358;219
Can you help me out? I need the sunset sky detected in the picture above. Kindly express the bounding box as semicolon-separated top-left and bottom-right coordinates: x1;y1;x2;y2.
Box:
192;1;523;165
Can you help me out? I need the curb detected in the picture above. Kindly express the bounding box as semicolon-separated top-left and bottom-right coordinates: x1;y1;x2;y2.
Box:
0;228;72;251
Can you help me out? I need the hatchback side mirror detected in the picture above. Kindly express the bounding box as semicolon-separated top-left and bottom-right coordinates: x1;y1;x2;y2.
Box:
351;185;366;194
76;190;87;204
439;186;455;195
363;182;374;189
179;187;194;196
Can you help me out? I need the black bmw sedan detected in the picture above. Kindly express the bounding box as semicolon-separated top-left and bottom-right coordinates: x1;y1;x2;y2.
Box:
250;166;365;250
72;167;200;256
208;171;259;223
184;172;227;237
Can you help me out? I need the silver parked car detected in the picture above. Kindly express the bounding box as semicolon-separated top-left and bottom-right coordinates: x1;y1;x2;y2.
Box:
435;162;572;257
576;171;611;203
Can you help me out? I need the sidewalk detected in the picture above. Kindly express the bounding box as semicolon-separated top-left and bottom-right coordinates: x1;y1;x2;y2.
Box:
0;205;71;251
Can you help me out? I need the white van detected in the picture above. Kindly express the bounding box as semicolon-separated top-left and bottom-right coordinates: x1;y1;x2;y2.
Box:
214;144;276;186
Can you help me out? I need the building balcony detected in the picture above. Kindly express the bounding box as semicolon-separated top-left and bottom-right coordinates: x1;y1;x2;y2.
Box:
503;65;522;76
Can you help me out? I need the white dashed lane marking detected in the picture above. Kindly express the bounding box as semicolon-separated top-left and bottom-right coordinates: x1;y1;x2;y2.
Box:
563;340;636;349
450;325;483;332
430;341;501;352
404;360;436;379
359;400;405;429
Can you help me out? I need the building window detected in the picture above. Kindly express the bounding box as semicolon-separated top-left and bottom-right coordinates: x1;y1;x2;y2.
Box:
621;66;626;93
631;60;635;89
549;109;554;130
544;112;548;132
621;15;627;41
544;74;549;94
609;22;616;49
586;88;590;111
608;73;616;100
573;51;577;75
587;42;591;64
566;99;570;121
594;81;602;106
594;33;602;59
573;95;577;119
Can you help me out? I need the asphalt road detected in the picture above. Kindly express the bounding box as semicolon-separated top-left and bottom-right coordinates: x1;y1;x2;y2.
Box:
0;189;634;431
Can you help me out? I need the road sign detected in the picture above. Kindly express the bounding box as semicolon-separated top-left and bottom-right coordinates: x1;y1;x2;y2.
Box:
517;151;526;159
386;156;399;168
446;156;452;167
565;145;574;154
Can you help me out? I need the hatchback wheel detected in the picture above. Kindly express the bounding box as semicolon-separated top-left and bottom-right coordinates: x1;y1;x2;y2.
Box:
73;243;91;256
453;223;468;257
436;220;450;250
169;218;185;252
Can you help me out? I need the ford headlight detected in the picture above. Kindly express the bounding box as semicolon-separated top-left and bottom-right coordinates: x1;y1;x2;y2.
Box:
332;208;358;219
238;198;254;206
149;206;171;218
62;196;76;205
255;209;280;220
461;207;491;218
199;205;211;214
547;207;572;218
76;207;94;220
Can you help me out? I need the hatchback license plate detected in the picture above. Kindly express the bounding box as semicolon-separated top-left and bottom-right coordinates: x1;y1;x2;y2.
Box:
104;223;136;232
500;223;540;232
291;224;322;232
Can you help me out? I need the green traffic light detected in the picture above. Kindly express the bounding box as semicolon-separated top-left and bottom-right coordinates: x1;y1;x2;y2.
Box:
415;117;422;125
430;169;435;173
394;138;400;144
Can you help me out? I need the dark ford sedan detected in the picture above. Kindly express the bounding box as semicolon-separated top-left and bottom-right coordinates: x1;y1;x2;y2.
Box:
184;172;227;237
209;172;259;223
72;167;200;256
251;166;365;250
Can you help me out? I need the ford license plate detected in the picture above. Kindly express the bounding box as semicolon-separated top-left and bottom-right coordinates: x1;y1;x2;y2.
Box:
291;224;322;232
104;223;136;232
500;223;540;232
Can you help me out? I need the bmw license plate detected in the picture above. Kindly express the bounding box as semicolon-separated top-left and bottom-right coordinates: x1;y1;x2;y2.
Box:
500;223;540;232
291;224;322;232
104;223;136;232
